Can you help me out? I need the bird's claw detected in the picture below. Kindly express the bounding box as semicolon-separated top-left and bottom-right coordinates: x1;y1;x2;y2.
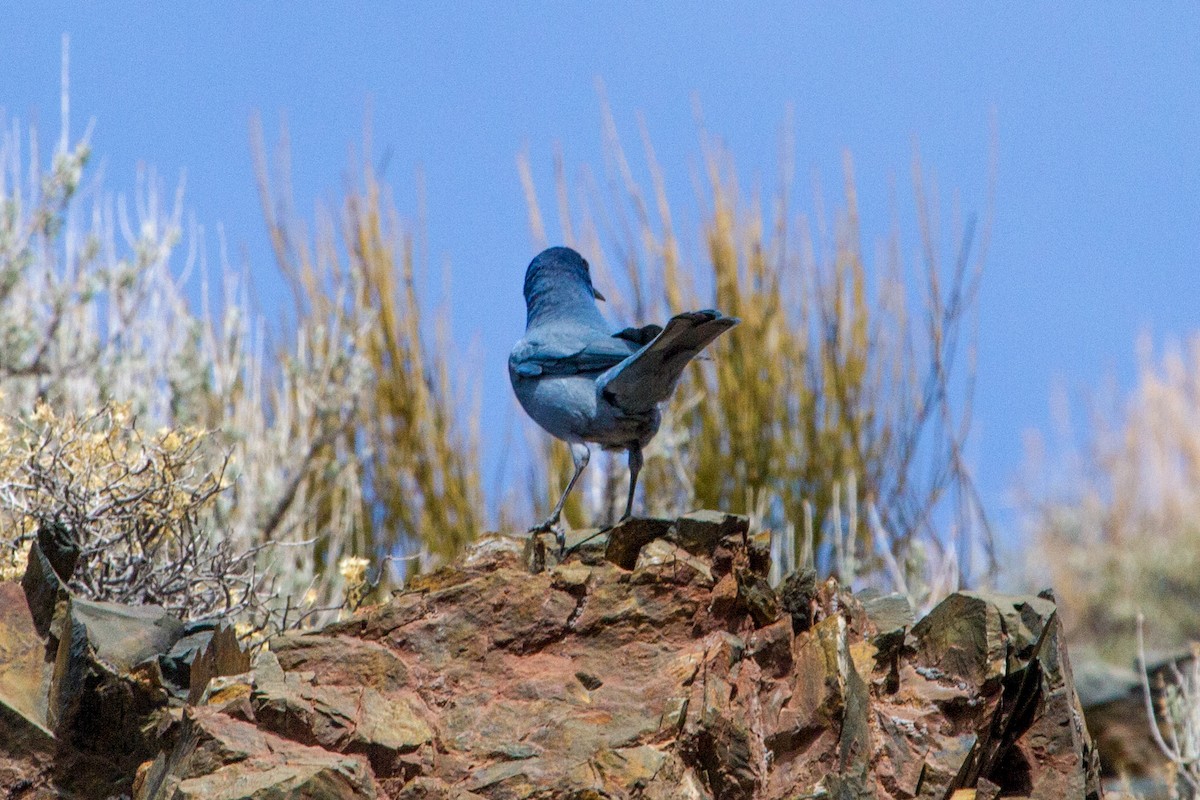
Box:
529;520;567;558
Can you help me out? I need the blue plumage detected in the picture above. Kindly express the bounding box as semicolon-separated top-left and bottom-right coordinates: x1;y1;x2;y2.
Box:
510;246;739;545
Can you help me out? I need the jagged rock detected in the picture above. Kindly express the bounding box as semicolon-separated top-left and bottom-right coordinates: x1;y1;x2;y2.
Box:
249;649;435;777
161;620;253;703
35;522;82;584
0;582;53;732
134;706;381;799
0;511;1103;799
737;570;779;627
633;538;714;587
910;592;1008;689
45;594;186;795
604;516;674;569
0;582;55;795
777;567;818;632
0;535;253;798
20;534;71;638
670;510;748;556
244;517;1097;798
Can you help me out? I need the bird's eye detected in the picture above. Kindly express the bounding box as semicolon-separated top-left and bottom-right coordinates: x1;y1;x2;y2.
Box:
582;259;590;272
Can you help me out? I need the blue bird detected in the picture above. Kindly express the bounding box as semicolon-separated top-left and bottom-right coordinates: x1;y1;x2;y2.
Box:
510;246;739;548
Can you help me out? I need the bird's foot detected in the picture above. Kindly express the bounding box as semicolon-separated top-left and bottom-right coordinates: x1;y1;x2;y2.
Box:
529;519;567;558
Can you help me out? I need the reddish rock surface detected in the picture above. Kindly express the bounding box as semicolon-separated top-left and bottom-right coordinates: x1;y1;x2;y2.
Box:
1;512;1104;798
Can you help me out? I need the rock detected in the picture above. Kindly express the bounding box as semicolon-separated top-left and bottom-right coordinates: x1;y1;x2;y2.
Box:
64;596;186;674
0;582;55;796
737;570;778;628
0;512;1103;799
571;744;669;796
160;620;252;703
460;534;526;571
393;776;487;799
604;516;673;569
250;649;434;777
777;568;818;632
910;592;1007;688
1;534;254;798
35;521;82;584
669;510;748;556
262;518;1092;799
44;594;188;795
550;560;593;594
633;539;714;586
860;590;913;695
20;535;70;637
272;632;411;692
134;706;382;799
524;528;610;572
634;537;680;570
859;589;915;638
917;594;1102;799
0;582;53;733
747;531;773;576
747;617;793;678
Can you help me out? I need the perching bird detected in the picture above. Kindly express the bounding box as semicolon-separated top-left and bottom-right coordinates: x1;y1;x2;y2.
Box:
510;246;739;549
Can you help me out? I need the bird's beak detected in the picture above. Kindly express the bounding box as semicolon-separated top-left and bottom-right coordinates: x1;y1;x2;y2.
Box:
593;287;606;302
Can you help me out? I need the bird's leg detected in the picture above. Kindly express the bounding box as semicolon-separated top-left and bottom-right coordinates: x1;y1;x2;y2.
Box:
531;442;590;554
620;444;643;522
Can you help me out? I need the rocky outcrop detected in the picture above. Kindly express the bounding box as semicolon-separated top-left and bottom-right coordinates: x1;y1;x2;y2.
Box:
1;512;1103;798
0;528;251;798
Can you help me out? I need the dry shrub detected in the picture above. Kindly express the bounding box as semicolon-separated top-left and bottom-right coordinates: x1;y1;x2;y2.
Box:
1136;615;1200;797
253;123;483;568
1025;334;1200;664
0;402;266;620
520;107;991;601
0;77;476;631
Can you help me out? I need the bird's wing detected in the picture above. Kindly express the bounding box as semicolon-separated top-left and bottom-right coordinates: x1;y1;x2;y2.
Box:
510;331;639;378
597;310;739;413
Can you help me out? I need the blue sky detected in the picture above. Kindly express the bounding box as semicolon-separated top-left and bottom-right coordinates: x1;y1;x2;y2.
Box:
2;5;1198;533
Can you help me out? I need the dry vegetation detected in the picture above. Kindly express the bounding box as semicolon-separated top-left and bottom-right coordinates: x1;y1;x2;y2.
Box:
0;68;994;636
1024;335;1200;665
255;129;483;566
0;90;476;633
0;402;268;621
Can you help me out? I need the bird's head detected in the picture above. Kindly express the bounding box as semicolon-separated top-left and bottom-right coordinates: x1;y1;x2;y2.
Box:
523;246;606;309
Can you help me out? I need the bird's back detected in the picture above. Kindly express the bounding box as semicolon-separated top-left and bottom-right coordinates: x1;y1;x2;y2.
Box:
510;246;737;449
509;323;635;443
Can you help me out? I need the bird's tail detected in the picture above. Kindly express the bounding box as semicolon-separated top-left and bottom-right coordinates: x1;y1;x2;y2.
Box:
598;310;739;414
